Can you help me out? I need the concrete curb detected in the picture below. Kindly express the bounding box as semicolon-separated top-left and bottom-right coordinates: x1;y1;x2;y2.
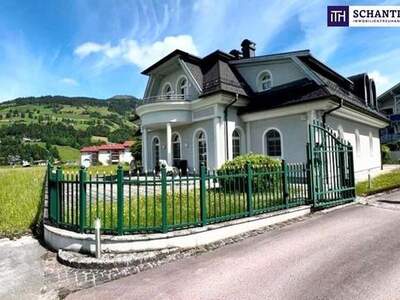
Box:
45;205;311;254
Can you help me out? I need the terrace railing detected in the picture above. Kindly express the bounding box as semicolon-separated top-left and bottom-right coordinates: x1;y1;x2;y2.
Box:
136;94;188;107
47;161;309;235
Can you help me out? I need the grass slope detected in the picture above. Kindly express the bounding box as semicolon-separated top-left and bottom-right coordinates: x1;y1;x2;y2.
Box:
56;145;80;162
0;167;46;237
356;168;400;196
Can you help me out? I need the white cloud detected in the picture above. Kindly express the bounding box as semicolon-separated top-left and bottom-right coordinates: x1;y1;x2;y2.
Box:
369;70;392;95
74;42;110;58
74;34;198;70
60;77;79;86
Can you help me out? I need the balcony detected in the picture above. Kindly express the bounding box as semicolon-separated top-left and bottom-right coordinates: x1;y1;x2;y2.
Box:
137;94;188;107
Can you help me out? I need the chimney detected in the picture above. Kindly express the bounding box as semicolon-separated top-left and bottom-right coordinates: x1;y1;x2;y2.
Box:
229;49;242;59
241;39;256;58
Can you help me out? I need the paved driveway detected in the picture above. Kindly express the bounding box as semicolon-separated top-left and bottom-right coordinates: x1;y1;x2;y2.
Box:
68;197;400;300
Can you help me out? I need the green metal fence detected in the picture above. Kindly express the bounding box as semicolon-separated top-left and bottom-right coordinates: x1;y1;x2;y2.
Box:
47;161;309;235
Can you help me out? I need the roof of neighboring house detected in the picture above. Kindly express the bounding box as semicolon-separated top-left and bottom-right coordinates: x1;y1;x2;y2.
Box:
378;81;400;102
80;141;134;153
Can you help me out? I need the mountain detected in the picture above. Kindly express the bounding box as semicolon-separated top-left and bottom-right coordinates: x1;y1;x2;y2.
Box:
0;95;140;130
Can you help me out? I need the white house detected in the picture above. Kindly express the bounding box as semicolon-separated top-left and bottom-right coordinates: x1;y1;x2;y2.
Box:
80;141;134;167
136;39;388;181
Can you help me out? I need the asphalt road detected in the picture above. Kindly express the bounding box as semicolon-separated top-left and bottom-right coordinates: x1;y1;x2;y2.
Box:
68;198;400;300
0;236;46;299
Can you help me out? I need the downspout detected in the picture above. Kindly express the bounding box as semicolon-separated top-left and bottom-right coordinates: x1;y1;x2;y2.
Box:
322;99;343;126
224;94;238;160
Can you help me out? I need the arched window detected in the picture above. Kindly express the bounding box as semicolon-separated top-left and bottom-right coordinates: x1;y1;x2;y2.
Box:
152;137;160;168
172;133;181;165
265;129;281;157
232;129;241;159
355;129;360;155
162;83;173;99
197;131;207;169
257;70;273;92
369;132;373;156
177;77;188;96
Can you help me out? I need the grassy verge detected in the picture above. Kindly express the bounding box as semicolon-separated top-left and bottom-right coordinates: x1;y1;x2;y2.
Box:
62;164;129;174
0;167;46;238
356;169;400;196
59;189;305;232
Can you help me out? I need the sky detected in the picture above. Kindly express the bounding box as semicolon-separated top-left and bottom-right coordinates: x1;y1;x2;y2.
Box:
0;0;399;101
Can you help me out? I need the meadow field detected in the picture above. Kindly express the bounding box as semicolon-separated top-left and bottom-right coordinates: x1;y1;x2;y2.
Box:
0;166;46;237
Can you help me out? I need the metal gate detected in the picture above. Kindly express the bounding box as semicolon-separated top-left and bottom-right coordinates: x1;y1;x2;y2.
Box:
307;121;355;208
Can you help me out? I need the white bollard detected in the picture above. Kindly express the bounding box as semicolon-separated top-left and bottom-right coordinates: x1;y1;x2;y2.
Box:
94;218;101;259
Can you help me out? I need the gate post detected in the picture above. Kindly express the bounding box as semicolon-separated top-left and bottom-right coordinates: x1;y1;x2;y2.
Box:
117;165;124;235
281;160;289;209
246;161;253;216
200;163;208;226
79;166;87;233
161;165;168;233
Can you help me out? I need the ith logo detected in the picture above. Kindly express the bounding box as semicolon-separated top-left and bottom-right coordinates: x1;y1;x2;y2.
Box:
327;6;349;26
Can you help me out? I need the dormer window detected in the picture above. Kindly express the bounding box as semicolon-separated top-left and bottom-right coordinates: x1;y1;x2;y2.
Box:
257;70;272;92
162;83;173;99
177;76;188;96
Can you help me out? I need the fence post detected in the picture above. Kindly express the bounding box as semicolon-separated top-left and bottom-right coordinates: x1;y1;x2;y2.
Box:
246;161;253;216
200;163;207;226
79;166;87;233
281;160;289;209
55;166;63;223
48;163;56;223
117;165;124;235
161;165;168;233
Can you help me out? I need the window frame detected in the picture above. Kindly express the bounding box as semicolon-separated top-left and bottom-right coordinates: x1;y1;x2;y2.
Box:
151;136;160;169
172;132;182;165
176;75;188;97
232;129;241;159
262;128;283;158
257;70;273;92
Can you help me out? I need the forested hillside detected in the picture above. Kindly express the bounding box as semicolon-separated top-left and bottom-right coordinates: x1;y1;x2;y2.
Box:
0;95;141;164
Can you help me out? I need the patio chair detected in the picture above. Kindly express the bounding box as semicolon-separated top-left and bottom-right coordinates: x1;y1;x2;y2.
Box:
159;159;178;176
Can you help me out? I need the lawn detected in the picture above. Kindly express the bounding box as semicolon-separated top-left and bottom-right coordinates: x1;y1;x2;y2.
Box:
56;145;80;162
356;169;400;196
0;166;46;237
62;164;130;174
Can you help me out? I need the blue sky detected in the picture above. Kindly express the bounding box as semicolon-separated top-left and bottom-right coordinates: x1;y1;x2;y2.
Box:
0;0;399;101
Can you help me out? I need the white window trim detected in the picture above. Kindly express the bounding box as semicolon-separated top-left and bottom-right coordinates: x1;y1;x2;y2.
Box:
369;131;373;157
355;129;361;156
337;125;344;140
256;70;273;92
161;82;173;95
230;126;245;159
176;75;189;96
171;131;182;160
262;127;283;159
192;128;208;172
151;135;160;170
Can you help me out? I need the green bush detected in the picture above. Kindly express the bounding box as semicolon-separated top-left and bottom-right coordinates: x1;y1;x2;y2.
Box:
381;144;391;163
219;153;281;171
218;154;281;192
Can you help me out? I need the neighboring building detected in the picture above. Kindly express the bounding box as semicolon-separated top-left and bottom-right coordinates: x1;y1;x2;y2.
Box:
377;82;400;144
80;141;134;167
136;39;388;180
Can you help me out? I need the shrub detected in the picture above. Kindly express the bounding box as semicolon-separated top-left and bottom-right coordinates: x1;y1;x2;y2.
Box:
217;154;281;192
